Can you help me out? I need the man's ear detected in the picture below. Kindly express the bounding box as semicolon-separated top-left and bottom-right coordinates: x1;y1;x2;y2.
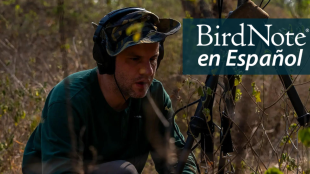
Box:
92;22;98;30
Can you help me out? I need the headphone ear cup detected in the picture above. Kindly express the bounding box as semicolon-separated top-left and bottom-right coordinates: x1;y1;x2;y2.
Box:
157;42;164;70
92;41;115;74
100;41;115;75
93;42;105;73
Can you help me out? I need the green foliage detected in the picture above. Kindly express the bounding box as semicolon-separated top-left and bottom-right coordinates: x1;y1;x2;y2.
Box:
196;83;212;97
198;86;204;97
241;160;246;169
279;153;297;171
298;127;310;147
289;123;297;130
1;0;15;5
0;62;46;171
251;82;261;103
61;44;70;50
185;11;193;19
234;75;242;86
202;108;211;122
205;87;213;96
235;88;242;102
0;134;14;152
295;0;310;17
265;167;283;174
281;135;291;145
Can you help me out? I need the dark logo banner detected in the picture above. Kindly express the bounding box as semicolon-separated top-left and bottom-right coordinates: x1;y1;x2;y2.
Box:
183;19;310;75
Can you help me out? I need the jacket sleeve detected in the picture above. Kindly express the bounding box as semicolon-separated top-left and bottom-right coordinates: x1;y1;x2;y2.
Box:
40;102;82;174
149;84;197;174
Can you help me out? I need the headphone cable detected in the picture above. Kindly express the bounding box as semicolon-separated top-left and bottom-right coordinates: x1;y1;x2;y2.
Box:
113;74;128;104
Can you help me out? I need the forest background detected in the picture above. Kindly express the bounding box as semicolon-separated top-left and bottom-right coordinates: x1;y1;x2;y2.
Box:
1;0;310;173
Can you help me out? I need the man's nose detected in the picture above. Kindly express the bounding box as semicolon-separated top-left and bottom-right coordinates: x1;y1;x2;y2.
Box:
139;61;154;76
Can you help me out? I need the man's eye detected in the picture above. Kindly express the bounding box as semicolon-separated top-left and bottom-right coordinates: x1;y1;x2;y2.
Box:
131;58;139;61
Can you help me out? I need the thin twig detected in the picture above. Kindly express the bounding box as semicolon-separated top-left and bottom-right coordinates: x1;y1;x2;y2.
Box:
0;59;28;94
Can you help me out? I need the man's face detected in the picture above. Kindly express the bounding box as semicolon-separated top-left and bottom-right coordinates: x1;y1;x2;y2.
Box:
114;42;159;98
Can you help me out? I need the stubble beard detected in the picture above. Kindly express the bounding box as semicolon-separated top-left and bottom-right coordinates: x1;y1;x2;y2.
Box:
114;70;154;99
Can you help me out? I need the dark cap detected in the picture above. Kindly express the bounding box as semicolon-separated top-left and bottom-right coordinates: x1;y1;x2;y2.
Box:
92;10;181;56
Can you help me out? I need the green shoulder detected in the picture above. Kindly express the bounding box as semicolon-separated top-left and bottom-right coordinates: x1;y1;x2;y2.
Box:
47;68;96;107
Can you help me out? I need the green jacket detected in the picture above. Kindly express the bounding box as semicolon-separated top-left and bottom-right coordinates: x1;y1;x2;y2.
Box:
22;68;196;174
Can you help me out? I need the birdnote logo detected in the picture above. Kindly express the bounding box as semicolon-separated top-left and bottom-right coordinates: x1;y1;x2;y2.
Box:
183;19;310;75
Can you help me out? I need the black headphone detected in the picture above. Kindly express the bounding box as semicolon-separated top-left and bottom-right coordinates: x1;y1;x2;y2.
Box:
93;7;165;75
